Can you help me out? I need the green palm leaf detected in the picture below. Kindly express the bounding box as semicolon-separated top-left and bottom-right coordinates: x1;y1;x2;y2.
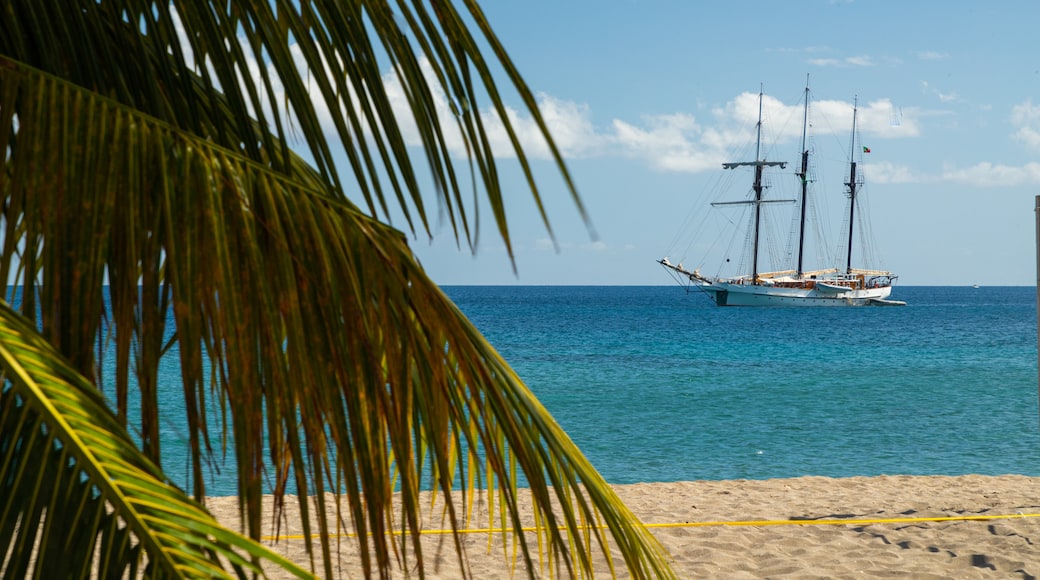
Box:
0;1;675;578
0;299;312;578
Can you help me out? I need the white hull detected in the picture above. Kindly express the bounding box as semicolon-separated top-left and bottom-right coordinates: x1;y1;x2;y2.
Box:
703;282;892;307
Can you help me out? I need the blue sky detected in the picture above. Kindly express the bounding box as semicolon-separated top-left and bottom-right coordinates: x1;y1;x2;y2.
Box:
393;0;1040;286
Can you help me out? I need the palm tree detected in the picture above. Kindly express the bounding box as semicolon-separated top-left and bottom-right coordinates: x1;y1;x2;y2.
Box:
0;1;675;578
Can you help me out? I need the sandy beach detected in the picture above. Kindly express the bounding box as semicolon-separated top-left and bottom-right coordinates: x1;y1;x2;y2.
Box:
208;474;1040;578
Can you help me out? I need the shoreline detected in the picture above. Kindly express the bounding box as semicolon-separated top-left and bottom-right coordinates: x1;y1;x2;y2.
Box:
207;474;1040;577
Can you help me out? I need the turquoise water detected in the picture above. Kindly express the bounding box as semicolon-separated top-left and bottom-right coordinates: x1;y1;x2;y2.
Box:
79;285;1040;494
445;286;1040;483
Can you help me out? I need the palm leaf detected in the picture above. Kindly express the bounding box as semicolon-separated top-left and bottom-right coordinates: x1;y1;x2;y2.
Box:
0;299;312;578
0;1;676;578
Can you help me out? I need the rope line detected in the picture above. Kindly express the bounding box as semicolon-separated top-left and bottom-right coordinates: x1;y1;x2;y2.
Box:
260;511;1040;542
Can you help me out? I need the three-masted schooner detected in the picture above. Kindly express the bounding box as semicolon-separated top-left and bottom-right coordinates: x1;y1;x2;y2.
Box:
659;80;903;306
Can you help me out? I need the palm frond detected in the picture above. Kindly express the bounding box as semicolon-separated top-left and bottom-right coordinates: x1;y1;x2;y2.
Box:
0;0;588;253
0;299;312;578
0;1;676;578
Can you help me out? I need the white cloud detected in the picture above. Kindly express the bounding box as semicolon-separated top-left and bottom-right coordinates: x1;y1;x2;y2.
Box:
533;95;607;157
400;86;923;175
941;161;1040;187
807;58;842;67
811;98;921;139
917;51;950;61
867;160;1040;187
920;80;959;104
611;113;722;173
381;61;611;162
262;52;1036;189
1011;100;1040;150
866;162;927;184
384;72;927;177
382;64;1040;194
845;55;875;67
808;55;875;67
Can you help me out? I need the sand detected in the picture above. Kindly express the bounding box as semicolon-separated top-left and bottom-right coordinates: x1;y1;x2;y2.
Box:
208;474;1040;578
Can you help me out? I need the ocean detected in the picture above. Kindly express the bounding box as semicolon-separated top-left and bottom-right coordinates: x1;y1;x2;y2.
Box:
96;285;1040;495
444;285;1040;484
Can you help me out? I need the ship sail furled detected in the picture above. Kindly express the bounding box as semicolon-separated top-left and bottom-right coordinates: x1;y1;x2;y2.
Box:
659;79;903;307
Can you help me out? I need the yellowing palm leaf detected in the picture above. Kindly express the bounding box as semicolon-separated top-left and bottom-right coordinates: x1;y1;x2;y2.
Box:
0;298;312;578
0;1;676;578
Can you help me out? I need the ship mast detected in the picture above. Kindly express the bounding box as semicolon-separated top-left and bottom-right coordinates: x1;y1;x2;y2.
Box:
844;98;860;274
795;75;811;278
717;86;788;282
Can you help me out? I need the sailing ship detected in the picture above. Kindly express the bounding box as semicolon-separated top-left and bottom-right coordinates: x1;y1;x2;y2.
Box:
659;80;903;307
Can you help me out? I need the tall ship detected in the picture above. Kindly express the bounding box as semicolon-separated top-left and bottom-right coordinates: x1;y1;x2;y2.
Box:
659;80;903;306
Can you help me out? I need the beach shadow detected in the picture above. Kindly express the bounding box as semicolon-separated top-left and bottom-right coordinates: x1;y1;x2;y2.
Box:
987;523;1036;545
971;554;996;571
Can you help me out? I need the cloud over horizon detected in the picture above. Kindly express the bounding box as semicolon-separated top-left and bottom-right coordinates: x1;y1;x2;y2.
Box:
1011;100;1040;150
315;55;1040;189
